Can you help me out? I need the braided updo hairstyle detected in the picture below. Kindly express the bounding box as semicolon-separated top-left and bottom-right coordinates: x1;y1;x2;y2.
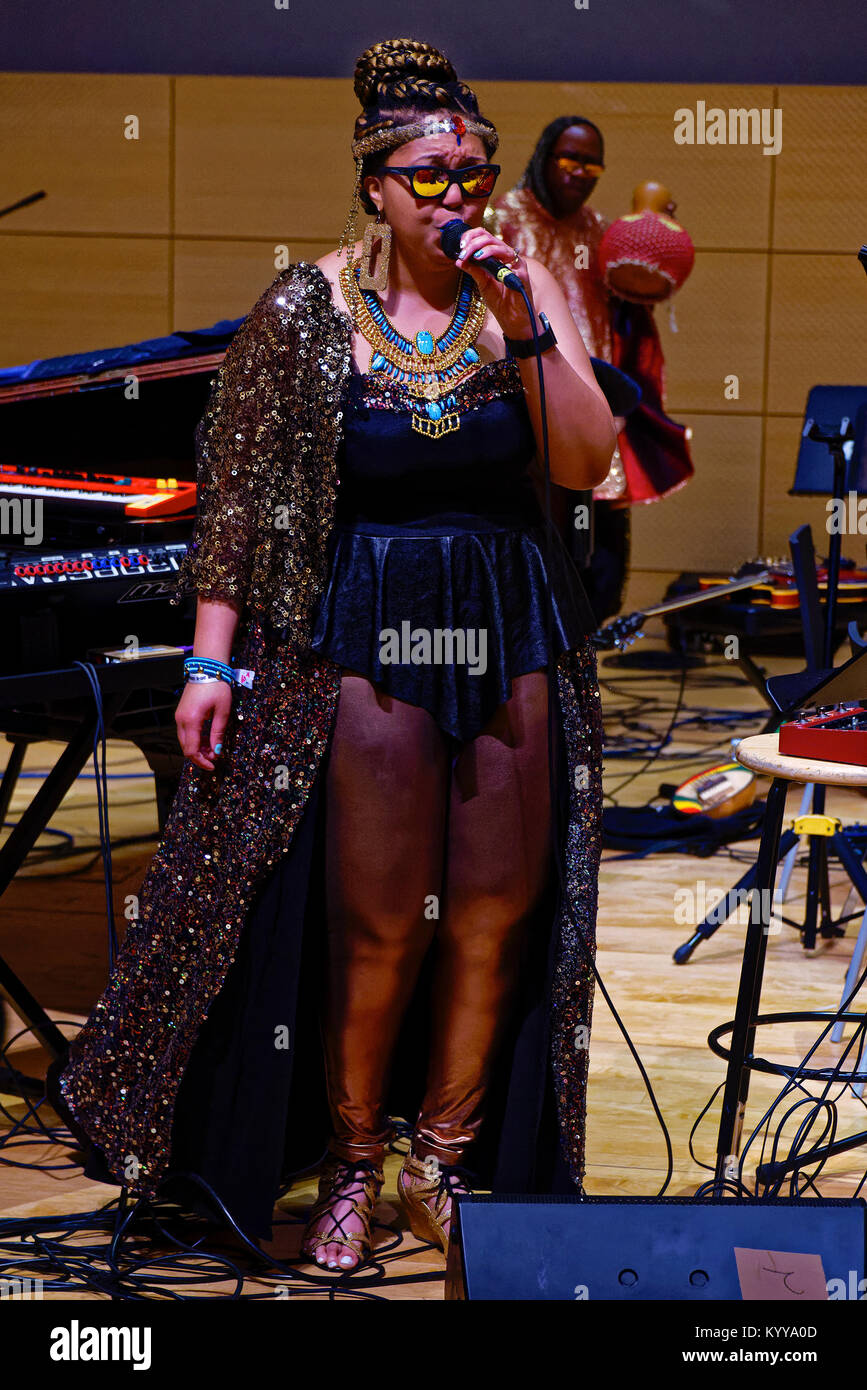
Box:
352;38;498;215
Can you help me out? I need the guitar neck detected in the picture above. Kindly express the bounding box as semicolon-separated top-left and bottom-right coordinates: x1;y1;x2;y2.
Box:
638;570;771;621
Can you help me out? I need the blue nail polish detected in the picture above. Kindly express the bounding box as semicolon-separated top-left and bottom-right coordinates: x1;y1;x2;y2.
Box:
214;743;223;754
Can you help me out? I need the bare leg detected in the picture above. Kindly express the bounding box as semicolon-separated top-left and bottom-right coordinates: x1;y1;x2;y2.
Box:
405;670;555;1239
303;671;450;1268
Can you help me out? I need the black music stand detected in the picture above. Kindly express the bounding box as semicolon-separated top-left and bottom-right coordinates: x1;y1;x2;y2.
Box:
675;390;867;961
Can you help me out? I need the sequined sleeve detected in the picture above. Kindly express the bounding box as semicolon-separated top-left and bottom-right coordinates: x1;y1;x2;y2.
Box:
171;270;301;611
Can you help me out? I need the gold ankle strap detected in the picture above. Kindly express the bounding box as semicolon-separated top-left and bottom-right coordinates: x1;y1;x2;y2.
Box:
322;1152;384;1185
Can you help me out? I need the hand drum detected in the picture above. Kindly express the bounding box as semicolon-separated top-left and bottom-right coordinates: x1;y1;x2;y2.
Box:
599;209;695;305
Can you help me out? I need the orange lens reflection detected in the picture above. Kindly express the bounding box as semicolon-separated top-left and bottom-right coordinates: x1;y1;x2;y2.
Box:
461;169;497;195
411;169;450;196
553;156;604;177
410;167;497;198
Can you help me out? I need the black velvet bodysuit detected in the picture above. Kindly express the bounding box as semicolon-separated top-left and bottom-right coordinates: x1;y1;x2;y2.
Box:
308;354;596;743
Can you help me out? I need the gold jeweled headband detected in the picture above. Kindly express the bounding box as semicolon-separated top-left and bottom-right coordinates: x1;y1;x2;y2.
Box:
338;113;499;258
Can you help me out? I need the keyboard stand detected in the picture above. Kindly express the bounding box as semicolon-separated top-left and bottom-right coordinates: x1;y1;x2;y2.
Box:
0;656;184;1093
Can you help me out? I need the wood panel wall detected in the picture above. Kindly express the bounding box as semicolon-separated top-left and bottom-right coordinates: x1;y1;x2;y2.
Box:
2;73;865;604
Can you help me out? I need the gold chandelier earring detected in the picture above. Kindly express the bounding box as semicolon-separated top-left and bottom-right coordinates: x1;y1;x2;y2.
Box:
358;210;392;292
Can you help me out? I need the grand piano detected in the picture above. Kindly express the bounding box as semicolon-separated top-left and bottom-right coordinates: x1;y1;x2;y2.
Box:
0;318;255;667
0;313;259;799
0;312;256;1080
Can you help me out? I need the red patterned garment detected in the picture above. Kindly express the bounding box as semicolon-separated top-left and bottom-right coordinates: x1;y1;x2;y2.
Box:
486;186;613;362
487;186;693;507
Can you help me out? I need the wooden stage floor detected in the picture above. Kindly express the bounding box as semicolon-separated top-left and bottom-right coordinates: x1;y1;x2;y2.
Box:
2;636;866;1299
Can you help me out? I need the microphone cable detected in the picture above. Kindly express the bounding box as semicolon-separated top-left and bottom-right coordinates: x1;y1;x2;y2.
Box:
507;276;675;1197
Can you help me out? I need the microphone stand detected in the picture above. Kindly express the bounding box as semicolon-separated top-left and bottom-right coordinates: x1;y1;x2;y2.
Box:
675;410;861;961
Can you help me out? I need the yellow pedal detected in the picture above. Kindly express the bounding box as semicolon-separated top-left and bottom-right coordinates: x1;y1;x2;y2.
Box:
791;814;841;837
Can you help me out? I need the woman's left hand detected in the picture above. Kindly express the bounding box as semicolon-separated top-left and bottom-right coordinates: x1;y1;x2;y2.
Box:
453;226;536;340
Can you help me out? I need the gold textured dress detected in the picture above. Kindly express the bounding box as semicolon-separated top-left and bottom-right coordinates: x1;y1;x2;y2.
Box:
486;186;612;361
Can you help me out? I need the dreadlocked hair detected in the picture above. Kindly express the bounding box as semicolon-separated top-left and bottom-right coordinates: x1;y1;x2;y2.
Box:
517;115;605;215
352;38;498;214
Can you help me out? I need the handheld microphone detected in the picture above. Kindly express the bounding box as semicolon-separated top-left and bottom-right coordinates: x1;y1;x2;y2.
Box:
439;217;524;291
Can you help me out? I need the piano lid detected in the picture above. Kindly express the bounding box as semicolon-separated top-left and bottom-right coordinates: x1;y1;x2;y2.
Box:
0;316;243;390
0;314;245;480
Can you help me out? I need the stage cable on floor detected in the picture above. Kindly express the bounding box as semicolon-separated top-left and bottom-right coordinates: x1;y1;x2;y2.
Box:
688;953;867;1200
601;651;690;804
0;1052;448;1299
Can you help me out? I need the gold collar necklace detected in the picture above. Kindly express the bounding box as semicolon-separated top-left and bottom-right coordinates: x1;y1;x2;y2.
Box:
339;255;487;438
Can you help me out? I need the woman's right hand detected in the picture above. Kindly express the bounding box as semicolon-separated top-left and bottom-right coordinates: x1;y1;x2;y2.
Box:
175;679;234;772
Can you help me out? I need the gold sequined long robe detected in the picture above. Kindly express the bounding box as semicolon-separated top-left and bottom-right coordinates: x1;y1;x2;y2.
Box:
485;187;612;363
50;261;604;1218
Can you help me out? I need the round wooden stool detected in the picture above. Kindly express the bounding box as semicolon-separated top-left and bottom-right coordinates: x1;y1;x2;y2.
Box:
735;730;867;790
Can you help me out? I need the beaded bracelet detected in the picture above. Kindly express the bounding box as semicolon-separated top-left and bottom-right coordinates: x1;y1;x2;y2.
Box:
184;657;236;687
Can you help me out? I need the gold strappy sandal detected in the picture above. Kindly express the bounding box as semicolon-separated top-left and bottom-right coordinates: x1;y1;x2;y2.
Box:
300;1153;384;1270
397;1149;473;1255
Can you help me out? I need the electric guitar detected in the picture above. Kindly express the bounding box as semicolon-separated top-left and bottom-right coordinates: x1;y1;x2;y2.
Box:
593;570;772;651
